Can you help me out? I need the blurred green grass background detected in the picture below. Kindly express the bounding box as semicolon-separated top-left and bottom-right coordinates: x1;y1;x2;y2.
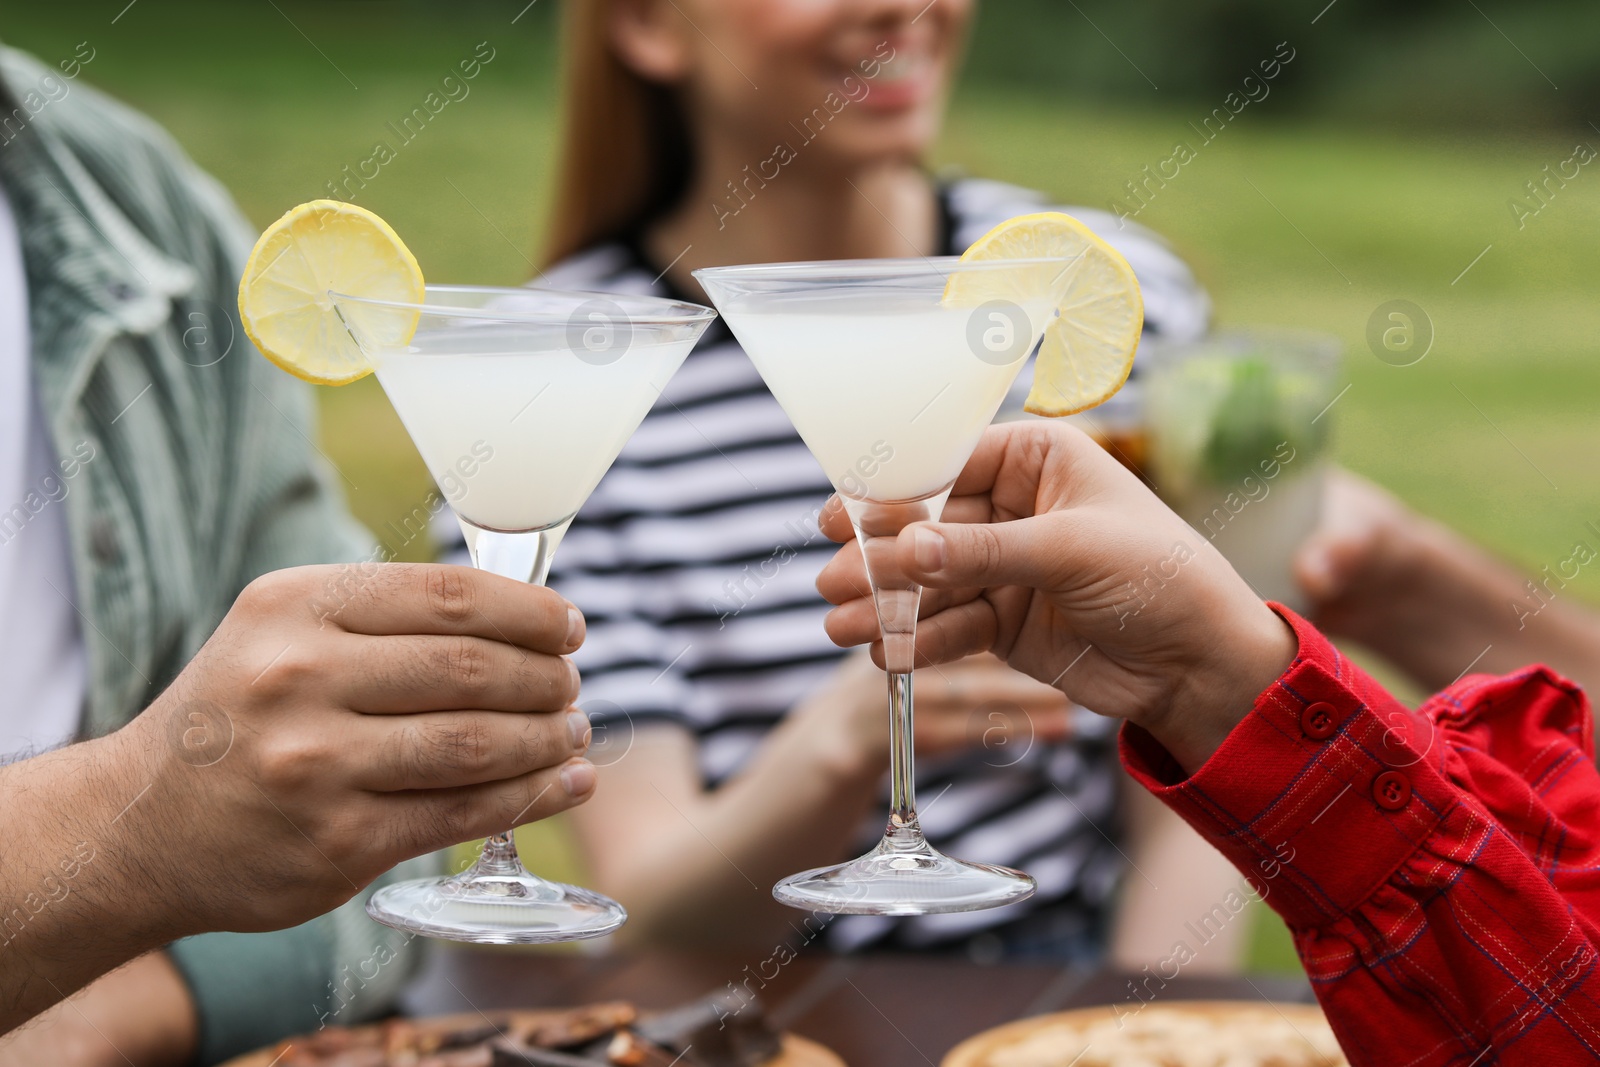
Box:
8;1;1598;974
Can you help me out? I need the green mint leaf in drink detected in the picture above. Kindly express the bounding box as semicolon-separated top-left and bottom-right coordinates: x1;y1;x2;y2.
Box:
1198;355;1304;485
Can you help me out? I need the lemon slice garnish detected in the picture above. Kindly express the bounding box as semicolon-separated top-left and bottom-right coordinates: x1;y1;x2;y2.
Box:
239;200;424;385
945;211;1143;417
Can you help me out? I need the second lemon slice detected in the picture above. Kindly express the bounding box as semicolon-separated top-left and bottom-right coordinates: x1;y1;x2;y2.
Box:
239;200;424;385
946;212;1143;417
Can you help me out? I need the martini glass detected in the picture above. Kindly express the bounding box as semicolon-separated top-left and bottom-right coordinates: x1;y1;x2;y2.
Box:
694;256;1070;915
333;284;715;943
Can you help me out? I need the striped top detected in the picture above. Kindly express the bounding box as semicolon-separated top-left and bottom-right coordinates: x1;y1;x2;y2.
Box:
446;178;1210;953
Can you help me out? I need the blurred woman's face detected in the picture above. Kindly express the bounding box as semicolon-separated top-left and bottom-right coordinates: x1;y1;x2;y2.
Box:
616;0;975;171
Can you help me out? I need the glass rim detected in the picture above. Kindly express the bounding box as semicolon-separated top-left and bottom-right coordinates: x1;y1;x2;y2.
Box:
692;254;1081;285
329;283;718;326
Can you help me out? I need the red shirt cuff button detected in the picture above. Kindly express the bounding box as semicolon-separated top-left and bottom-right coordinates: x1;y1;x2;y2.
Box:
1301;701;1338;740
1373;770;1412;811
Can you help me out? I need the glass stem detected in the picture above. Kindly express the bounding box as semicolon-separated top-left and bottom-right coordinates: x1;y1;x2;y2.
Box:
474;831;523;876
878;583;923;846
885;668;921;845
467;521;563;587
843;492;948;852
456;520;571;883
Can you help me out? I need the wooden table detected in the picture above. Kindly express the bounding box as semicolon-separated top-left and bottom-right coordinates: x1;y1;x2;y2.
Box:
401;948;1315;1066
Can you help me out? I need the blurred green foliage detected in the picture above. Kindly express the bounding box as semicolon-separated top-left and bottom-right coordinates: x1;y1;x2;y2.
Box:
964;0;1597;129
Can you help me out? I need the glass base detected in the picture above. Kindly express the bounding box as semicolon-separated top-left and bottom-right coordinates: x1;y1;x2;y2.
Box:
773;838;1035;917
367;872;627;945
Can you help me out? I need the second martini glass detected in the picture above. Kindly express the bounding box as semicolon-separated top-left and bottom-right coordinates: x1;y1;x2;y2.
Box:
334;284;715;943
694;257;1069;915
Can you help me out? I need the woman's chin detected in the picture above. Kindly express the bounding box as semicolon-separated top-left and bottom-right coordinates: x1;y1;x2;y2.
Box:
819;114;943;171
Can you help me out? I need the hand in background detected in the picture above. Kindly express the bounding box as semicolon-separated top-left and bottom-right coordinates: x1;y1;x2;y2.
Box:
817;422;1296;775
569;642;1069;951
810;649;1072;776
1293;468;1429;646
1295;468;1600;700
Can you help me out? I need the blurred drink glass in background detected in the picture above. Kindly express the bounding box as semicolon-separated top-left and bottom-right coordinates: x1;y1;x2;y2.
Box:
1000;371;1149;477
1063;383;1147;479
1143;330;1342;612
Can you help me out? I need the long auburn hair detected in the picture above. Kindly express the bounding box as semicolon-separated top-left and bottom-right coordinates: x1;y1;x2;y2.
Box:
542;0;694;267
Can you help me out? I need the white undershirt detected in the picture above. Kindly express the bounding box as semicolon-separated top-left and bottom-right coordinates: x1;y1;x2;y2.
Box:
0;187;88;762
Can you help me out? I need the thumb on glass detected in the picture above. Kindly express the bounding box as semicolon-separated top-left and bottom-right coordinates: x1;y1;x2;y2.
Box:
901;517;1062;590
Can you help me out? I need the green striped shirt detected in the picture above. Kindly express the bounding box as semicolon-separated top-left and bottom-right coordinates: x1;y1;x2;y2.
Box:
0;46;434;1064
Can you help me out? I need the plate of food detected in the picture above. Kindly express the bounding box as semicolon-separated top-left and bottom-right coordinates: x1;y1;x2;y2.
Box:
223;993;844;1067
942;1001;1347;1067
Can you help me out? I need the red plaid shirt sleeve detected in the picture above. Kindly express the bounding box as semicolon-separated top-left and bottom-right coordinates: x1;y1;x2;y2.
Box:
1120;605;1600;1066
